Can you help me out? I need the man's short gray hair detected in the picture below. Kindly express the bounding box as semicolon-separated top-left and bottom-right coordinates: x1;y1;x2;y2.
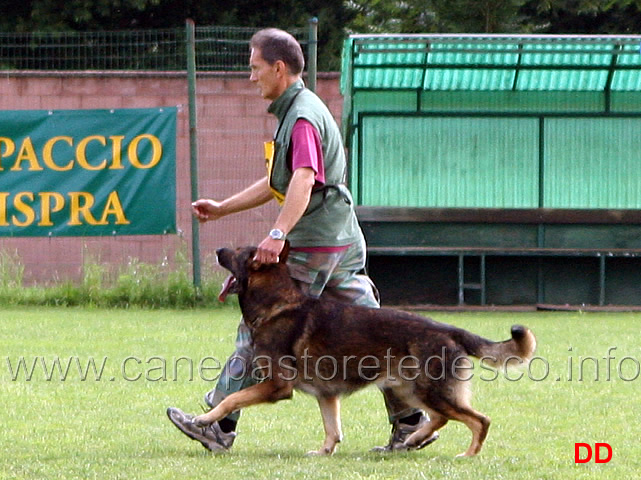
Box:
250;28;305;75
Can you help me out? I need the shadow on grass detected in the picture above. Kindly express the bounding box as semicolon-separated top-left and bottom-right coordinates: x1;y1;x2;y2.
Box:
159;445;467;464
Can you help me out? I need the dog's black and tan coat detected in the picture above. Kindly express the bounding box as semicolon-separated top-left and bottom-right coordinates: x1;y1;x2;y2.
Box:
190;243;537;457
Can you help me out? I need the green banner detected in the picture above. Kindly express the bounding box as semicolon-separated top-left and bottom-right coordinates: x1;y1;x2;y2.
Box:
0;108;176;236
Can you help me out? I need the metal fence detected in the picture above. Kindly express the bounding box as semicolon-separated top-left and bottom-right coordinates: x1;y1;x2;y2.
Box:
195;25;308;71
0;21;319;290
0;25;308;71
0;29;185;70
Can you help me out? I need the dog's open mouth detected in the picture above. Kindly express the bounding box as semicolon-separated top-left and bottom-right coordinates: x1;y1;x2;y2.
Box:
218;275;237;302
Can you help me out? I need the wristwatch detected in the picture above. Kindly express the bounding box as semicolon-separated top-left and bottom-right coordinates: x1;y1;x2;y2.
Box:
269;228;286;240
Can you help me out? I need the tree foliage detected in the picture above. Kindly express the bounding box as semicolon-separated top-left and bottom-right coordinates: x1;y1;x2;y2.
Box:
520;0;641;33
1;0;641;70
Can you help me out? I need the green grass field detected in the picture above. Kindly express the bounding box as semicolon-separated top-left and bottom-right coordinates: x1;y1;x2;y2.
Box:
1;306;640;479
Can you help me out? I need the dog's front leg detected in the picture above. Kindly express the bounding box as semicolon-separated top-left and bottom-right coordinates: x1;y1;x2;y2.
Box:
307;396;343;456
192;379;293;427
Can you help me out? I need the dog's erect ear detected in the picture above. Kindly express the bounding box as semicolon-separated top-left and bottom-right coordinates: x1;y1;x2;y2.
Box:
279;240;290;264
247;247;262;271
249;260;262;271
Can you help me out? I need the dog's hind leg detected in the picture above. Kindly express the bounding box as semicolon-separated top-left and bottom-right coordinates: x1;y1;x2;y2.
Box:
450;407;490;457
307;396;343;456
404;409;448;450
425;402;490;457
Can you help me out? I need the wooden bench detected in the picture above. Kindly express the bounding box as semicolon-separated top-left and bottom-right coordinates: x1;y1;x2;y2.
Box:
356;206;641;225
367;246;641;306
356;207;641;306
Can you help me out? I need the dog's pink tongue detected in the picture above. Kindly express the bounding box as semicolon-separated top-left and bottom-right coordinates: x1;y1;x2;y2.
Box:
218;275;236;302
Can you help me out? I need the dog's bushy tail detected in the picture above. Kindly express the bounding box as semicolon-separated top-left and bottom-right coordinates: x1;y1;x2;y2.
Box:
459;325;537;369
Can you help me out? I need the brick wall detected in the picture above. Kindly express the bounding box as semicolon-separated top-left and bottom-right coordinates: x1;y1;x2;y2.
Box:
0;71;342;284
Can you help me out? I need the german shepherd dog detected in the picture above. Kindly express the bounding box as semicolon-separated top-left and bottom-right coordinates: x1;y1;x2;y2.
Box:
190;243;536;457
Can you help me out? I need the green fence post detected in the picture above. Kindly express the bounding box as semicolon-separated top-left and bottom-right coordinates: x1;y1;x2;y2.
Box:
307;17;318;93
186;19;202;291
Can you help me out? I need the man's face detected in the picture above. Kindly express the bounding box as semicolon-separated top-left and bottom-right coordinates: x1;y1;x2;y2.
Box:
249;47;281;101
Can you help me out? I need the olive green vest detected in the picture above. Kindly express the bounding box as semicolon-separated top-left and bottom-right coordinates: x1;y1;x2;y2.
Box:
267;80;363;247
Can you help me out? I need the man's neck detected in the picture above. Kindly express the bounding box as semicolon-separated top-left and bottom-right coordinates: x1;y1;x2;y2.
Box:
276;75;302;98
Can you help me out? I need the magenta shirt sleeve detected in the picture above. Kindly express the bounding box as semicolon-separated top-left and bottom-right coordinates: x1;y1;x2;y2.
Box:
289;119;325;186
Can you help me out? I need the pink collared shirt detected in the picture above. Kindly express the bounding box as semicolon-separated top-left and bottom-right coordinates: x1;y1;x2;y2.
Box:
288;119;325;187
288;119;349;253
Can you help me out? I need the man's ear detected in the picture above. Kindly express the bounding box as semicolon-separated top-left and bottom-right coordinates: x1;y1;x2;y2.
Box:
279;240;290;264
273;59;288;77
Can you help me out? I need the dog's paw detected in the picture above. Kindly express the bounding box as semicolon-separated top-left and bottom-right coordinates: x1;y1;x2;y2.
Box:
455;451;476;458
305;447;334;457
